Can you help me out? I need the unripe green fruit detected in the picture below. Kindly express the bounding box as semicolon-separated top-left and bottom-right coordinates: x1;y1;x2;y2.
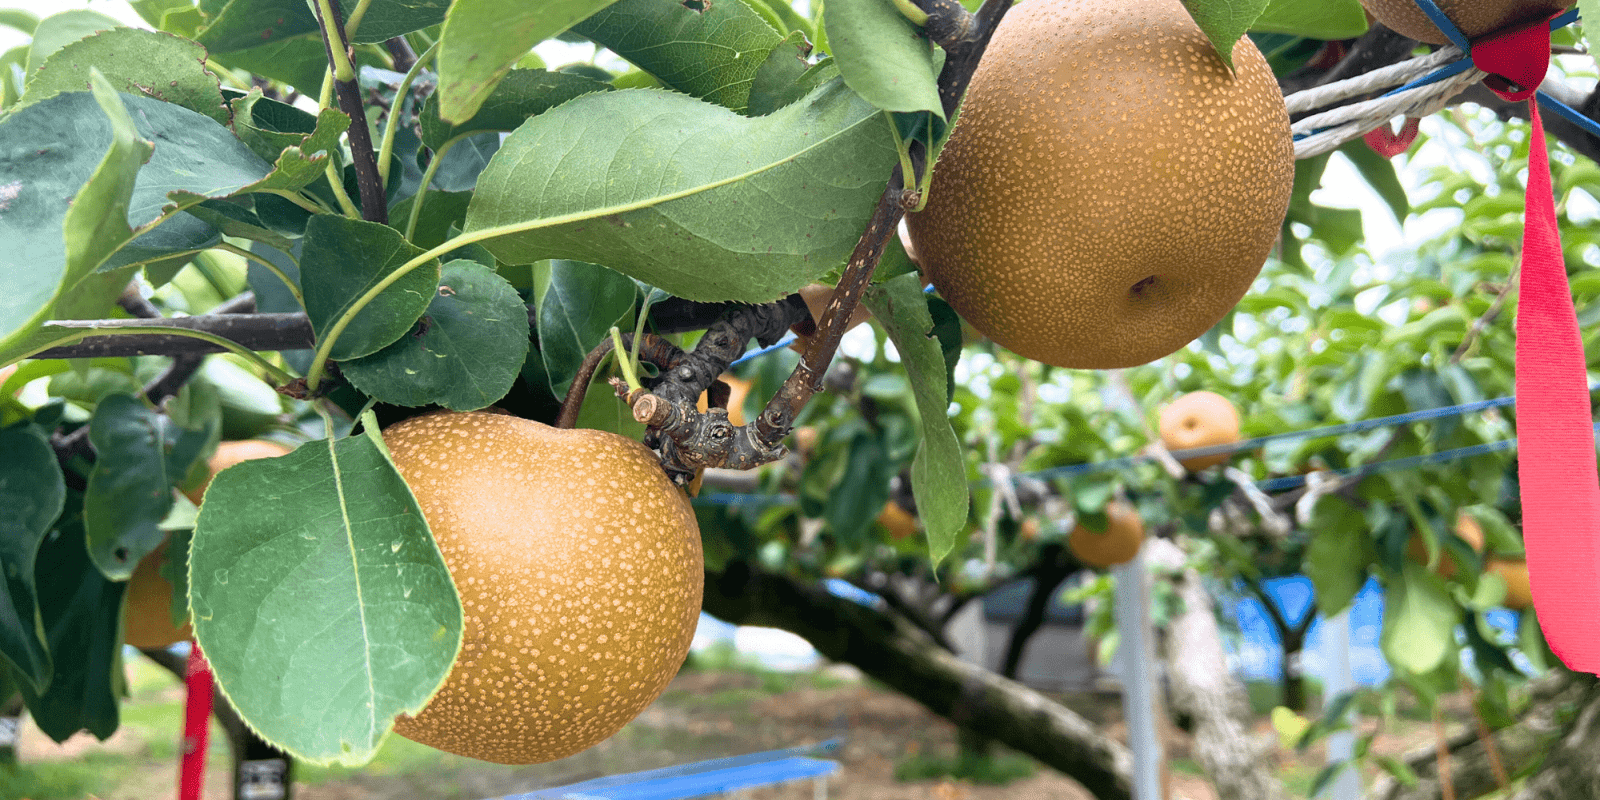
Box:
906;0;1293;370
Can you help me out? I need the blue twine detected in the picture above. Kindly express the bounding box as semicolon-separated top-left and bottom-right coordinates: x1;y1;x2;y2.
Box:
1297;5;1583;142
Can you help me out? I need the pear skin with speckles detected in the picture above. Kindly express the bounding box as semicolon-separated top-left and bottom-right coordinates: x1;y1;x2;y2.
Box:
1361;0;1570;45
382;412;703;764
906;0;1293;370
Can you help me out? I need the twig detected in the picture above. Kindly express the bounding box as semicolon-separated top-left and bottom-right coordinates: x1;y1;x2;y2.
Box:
385;37;418;73
140;353;205;407
312;0;387;223
554;333;688;430
116;284;162;319
1452;270;1517;363
33;312;308;359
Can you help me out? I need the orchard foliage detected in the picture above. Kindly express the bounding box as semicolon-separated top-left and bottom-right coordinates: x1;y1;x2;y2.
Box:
0;0;1585;785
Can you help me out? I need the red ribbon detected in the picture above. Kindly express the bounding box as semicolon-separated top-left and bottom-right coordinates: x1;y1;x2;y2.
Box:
1471;15;1600;673
1364;117;1422;158
180;643;214;800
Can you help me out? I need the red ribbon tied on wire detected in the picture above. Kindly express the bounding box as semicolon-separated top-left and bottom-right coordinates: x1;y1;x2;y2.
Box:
1470;14;1600;674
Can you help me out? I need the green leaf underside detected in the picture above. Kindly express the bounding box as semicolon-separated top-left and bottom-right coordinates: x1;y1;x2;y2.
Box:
535;259;638;397
301;215;441;362
83;394;211;581
197;0;448;53
19;27;230;125
1381;565;1458;675
0;87;273;359
748;33;836;117
190;435;462;766
1180;0;1272;69
572;0;786;114
24;10;121;74
230;92;352;193
23;511;126;743
435;0;623;123
822;0;942;117
863;273;967;565
0;80;148;362
463;80;898;303
0;424;64;693
1304;495;1367;615
340;260;531;410
1250;0;1368;39
419;68;613;152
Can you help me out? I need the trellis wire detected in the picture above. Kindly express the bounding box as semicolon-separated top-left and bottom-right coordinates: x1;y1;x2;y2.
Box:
691;385;1600;508
1288;9;1587;159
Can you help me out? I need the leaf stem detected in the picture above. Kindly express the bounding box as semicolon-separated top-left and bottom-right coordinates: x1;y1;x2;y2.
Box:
266;188;332;216
404;139;454;241
213;242;304;310
303;229;498;391
610;327;642;392
888;0;931;27
323;159;363;219
342;0;376;41
22;325;298;386
377;41;438;191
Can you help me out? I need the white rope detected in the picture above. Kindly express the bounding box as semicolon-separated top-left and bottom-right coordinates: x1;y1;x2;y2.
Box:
1285;46;1485;160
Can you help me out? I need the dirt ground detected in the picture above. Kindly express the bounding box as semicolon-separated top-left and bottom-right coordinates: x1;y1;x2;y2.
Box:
11;661;1454;800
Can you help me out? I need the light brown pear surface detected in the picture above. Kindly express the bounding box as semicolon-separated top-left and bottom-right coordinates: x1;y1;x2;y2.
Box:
122;536;191;650
1068;502;1146;567
383;412;703;765
1361;0;1571;45
183;439;294;505
906;0;1293;369
1158;391;1241;470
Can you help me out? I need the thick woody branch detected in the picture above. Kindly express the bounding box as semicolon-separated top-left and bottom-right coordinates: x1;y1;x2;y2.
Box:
313;0;387;223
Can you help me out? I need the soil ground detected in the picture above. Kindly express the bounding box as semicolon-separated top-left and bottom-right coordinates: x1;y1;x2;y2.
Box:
2;654;1476;800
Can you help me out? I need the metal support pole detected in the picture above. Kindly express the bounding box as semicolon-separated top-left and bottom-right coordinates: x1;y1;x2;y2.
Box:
1113;545;1165;800
1320;608;1360;800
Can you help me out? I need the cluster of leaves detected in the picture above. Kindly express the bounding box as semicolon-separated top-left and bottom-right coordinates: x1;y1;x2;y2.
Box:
2;0;1583;789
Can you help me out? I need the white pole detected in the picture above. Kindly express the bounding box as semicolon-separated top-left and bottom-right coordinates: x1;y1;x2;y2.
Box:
1320;608;1360;800
1113;545;1164;800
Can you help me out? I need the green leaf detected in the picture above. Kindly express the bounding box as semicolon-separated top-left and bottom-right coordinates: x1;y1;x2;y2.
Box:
534;260;638;397
863;273;967;565
419;68;612;152
573;0;786;114
21;507;126;743
0;78;151;361
230;91;352;194
182;200;297;256
824;431;895;545
24;9;121;75
1380;564;1458;675
0;423;63;693
190;430;463;766
0;9;37;35
209;36;329;97
0;83;271;359
1304;495;1367;615
1180;0;1271;69
1250;0;1367;39
435;0;623;123
340;260;532;410
197;0;448;53
301;215;441;362
1340;140;1409;223
18;28;229;125
1581;1;1600;60
822;0;941;117
748;35;836;116
83;394;212;581
463;80;898;303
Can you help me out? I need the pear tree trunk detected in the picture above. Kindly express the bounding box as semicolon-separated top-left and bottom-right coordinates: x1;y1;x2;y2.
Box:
702;561;1136;800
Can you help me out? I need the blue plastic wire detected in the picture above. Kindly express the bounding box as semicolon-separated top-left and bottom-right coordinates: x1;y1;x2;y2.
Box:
1410;0;1471;50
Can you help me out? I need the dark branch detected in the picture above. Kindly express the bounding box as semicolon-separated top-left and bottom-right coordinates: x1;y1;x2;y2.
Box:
312;0;387;223
554;333;688;430
385;36;417;73
999;544;1076;680
704;559;1134;798
35;312;309;359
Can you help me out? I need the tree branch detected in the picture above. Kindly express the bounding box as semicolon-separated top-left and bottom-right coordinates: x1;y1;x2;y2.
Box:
999;544;1075;680
312;0;387;223
703;559;1135;799
1369;670;1592;800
